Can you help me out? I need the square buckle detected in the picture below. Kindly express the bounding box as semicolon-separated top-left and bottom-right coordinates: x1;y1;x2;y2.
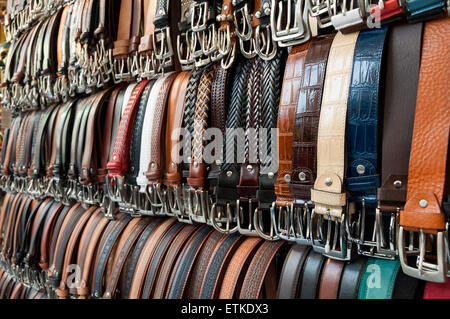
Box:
345;199;398;259
398;225;447;282
310;208;352;260
210;201;239;233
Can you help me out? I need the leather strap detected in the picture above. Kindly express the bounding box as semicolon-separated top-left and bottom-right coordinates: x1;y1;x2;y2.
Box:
219;237;263;299
239;241;285;299
299;250;325;299
318;258;345;299
107;80;150;178
166;226;214;299
276;244;310;299
311;31;359;220
377;23;423;212
152;224;199;298
338;257;367;299
145;72;179;184
423;281;450;299
290;35;334;201
199;232;243;299
399;17;450;234
274;43;310;207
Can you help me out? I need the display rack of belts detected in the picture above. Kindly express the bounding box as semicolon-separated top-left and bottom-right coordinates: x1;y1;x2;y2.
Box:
0;0;448;300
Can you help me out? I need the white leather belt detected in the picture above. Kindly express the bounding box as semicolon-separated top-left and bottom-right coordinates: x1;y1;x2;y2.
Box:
311;31;359;221
136;75;167;192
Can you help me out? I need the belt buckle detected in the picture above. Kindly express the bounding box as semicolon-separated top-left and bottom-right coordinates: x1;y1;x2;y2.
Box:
81;184;97;208
236;198;259;236
271;0;311;47
210;201;239;233
168;184;192;223
398;223;447;282
345;198;398;259
145;183;168;216
233;2;253;41
290;200;313;245
255;24;277;60
177;30;195;70
186;187;211;224
191;1;210;32
254;204;279;240
310;207;352;260
309;0;334;28
105;175;124;203
112;55;132;83
239;34;257;58
202;23;219;57
101;193;117;220
139;52;157;79
153;27;174;71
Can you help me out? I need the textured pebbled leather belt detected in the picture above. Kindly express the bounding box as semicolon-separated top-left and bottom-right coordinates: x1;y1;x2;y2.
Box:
376;22;423;258
398;17;450;283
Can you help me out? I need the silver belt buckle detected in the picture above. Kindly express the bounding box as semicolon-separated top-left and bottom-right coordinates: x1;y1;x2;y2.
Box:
191;1;210;32
292;200;313;245
271;0;311;47
236;198;259;236
345;199;398;259
177;30;196;70
254;204;279;240
398;224;447;282
145;183;168;216
310;208;352;260
187;187;212;224
233;3;253;41
167;184;192;222
210;201;239;234
255;24;277;60
153;27;174;71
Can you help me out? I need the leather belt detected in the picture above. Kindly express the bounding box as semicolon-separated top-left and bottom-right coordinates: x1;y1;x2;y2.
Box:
310;31;359;261
376;22;423;258
398;17;450;283
344;27;388;257
272;43;310;243
285;34;334;245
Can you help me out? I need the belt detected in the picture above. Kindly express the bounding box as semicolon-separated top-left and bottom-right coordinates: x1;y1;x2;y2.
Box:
218;236;263;298
286;34;334;244
211;58;249;234
145;71;179;215
376;23;422;259
166;226;214;298
164;71;192;221
398;17;450;283
407;0;447;23
276;244;310;299
310;31;359;261
239;240;285;298
272;42;310;242
186;65;217;224
344;27;388;257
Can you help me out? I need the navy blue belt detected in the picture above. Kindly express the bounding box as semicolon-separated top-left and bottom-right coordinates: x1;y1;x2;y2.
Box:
346;26;388;204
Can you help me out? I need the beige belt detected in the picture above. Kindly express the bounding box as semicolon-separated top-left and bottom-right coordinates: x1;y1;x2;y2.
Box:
311;31;359;221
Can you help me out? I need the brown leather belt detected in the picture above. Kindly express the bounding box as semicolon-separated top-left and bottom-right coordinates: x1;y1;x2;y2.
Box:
272;42;310;241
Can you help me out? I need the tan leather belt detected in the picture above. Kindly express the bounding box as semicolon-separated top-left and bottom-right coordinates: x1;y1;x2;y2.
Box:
398;17;450;283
